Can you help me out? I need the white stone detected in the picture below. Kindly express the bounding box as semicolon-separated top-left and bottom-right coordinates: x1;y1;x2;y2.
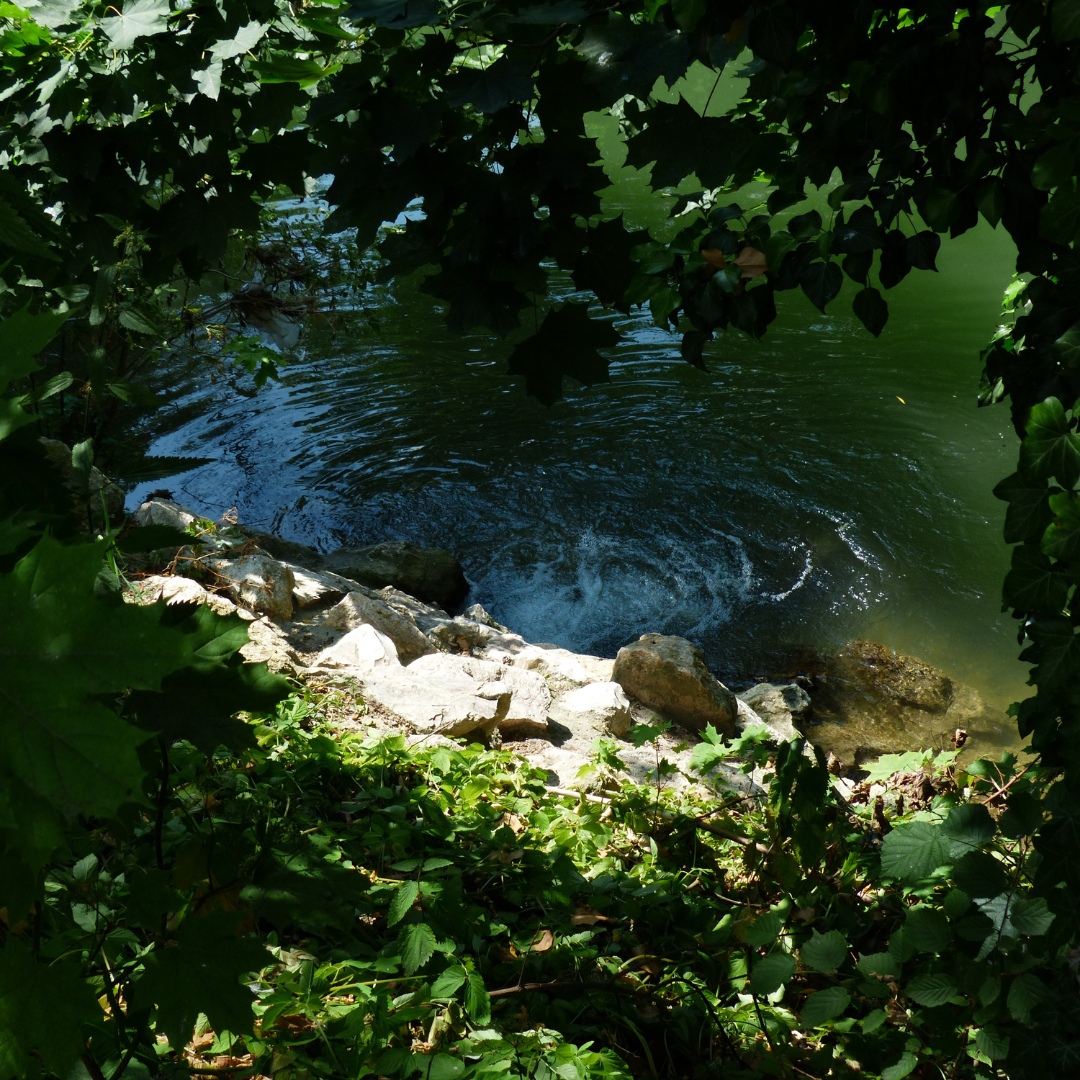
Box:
406;653;550;726
323;591;434;663
285;563;359;610
549;682;632;737
315;624;400;675
208;552;296;620
239;617;299;675
123;574;237;616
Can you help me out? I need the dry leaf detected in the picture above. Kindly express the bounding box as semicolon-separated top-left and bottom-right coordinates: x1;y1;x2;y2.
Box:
732;246;767;278
569;907;611;926
530;929;555;952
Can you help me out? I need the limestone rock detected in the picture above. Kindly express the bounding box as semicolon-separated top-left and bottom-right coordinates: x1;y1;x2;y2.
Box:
612;633;737;735
361;659;508;738
285;563;360;610
240;617;299;675
738;682;811;743
464;604;508;632
828;641;953;713
549;682;632;738
132;497;198;532
407;653;550;726
736;696;799;743
324;591;434;663
316;624;401;675
208;552;295;620
479;641;615;691
123;574;237;616
323;540;469;610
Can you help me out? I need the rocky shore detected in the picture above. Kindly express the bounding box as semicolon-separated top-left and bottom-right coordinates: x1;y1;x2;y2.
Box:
121;497;1012;792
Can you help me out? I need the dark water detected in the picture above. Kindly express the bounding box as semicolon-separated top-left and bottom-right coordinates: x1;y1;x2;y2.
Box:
138;220;1026;710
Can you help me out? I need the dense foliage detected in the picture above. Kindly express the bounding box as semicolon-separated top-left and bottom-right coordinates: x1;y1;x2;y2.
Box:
4;0;1080;1077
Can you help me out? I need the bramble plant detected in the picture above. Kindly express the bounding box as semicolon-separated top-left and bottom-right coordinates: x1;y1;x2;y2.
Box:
4;0;1080;1077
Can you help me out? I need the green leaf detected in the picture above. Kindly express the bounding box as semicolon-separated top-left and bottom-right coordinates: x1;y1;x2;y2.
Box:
255;56;340;86
507;303;622;406
799;986;850;1027
430;965;468;998
0;308;69;394
881;1052;919;1080
941;803;997;851
210;20;268;59
465;969;491;1023
1009;896;1055;937
907;976;959;1006
1024;616;1080;690
102;0;170;50
880;821;954;883
670;0;705;32
852;286;888;337
857;952;900;977
118;307;161;336
347;0;437;29
423;1053;465;1080
1008;973;1050;1023
862;751;928;784
833;207;882;254
975;1027;1010;1060
800;929;847;973
905;907;951;954
1042;491;1080;561
445;58;534;114
131;911;267;1050
952;851;1009;899
745;909;784;946
1033;142;1076;192
0;942;98;1080
922;188;960;232
788;210;822;241
1020;397;1080;488
400;922;437;974
748;5;801;68
116;524;192;553
975;178;1004;228
749;952;796;995
388;880;419;926
0;196;60;260
799;261;842;312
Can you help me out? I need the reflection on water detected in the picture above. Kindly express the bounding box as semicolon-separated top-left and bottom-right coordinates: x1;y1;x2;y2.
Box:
139;221;1027;723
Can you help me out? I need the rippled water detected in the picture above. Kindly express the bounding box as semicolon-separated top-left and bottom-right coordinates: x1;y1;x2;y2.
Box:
139;220;1026;710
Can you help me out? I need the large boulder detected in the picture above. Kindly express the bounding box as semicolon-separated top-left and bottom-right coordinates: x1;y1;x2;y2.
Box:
323;540;469;610
323;591;434;663
207;552;296;620
738;682;811;743
612;633;737;735
284;563;359;611
549;682;632;738
316;624;401;675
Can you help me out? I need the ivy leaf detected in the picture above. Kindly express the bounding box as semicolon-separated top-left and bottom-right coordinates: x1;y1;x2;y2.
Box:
800;929;847;973
921;188;960;232
788;210;822;241
833;206;882;253
880;821;954;884
993;472;1052;544
400;922;437;974
1020;397;1080;488
799;261;842;312
853;286;888;337
1023;616;1080;690
799;986;850;1027
1042;491;1080;561
0;943;98;1080
131;911;268;1050
388;880;419;926
507;303;622;406
1040;185;1080;246
749;952;796;995
905;230;940;270
905;973;958;1008
102;0;170;50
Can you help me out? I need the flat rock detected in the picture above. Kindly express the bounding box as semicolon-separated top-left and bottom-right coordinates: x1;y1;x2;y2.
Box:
549;682;632;738
208;552;296;620
407;653;551;726
324;591;434;663
316;624;401;675
323;540;469;610
612;633;737;735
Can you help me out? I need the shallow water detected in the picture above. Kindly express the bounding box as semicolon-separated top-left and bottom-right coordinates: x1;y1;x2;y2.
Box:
138;218;1026;730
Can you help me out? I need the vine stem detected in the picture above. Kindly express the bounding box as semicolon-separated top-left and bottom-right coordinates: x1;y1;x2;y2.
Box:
751;989;791;1080
155;737;169;871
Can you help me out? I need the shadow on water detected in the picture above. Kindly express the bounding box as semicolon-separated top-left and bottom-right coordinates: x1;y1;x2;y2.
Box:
139;219;1028;750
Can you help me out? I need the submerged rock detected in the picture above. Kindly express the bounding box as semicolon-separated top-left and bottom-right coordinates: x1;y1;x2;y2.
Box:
827;640;953;714
612;633;737;735
323;540;469;610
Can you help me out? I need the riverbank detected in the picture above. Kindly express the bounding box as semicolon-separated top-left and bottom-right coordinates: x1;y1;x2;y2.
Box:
121;496;1017;787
